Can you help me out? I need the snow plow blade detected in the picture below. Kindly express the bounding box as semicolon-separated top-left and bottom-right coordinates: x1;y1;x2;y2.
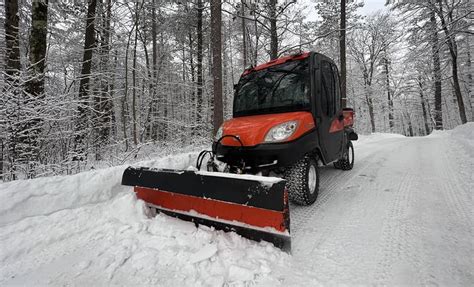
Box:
121;167;291;251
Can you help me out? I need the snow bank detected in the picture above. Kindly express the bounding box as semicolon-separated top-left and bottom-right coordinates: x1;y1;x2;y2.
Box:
0;150;320;285
0;192;308;286
449;122;474;149
0;152;197;226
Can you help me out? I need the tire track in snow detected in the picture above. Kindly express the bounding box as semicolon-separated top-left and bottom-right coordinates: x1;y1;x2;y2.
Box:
372;172;427;286
305;154;406;283
372;137;473;286
290;138;406;247
289;138;408;284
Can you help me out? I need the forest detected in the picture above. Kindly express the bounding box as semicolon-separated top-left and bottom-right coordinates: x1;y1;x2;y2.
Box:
1;0;472;181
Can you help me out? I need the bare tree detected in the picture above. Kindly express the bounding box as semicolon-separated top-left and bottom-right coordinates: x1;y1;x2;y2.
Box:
340;0;347;107
430;11;443;129
27;0;48;99
241;0;247;67
3;0;21;179
434;0;467;124
74;0;98;160
211;0;223;134
196;0;204;132
349;13;397;132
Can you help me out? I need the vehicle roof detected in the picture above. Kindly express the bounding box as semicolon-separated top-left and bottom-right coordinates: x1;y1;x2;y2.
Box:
242;52;311;76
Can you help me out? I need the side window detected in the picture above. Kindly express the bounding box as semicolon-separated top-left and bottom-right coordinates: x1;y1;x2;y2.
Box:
321;61;335;116
332;64;341;113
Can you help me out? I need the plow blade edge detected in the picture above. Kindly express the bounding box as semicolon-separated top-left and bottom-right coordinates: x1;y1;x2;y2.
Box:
121;167;290;251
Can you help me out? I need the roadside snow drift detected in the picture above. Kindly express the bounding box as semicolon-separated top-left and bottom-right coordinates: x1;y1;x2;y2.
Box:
0;152;317;285
1;124;473;286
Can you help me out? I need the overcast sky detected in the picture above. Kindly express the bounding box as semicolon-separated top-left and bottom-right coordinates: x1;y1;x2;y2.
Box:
359;0;387;15
304;0;388;21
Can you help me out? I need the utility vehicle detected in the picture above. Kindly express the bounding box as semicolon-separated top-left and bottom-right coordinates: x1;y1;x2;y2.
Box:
210;51;358;205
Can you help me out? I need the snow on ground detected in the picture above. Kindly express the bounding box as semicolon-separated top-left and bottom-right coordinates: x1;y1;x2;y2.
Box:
1;124;473;286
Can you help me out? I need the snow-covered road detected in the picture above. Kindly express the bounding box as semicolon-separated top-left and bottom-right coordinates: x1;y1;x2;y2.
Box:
1;124;472;286
291;129;473;285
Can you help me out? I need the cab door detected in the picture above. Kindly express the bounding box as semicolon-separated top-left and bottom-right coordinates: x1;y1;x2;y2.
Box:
315;57;344;163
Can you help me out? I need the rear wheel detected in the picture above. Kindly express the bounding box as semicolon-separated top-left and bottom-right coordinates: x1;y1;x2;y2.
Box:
334;141;354;170
284;155;319;205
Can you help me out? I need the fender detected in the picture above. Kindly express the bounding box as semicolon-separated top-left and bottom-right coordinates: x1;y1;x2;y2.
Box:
345;127;358;141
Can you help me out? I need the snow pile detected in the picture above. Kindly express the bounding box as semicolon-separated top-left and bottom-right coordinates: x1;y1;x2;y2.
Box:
0;192;310;285
0;151;318;286
0;166;126;226
449;122;474;150
0;152;197;226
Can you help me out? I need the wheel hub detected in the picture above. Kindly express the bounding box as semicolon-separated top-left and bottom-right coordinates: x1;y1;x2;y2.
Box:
308;165;317;194
348;145;353;163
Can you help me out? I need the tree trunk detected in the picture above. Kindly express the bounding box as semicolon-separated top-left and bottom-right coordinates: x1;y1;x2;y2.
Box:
269;0;278;60
4;0;21;179
339;0;347;108
418;77;431;135
151;0;159;140
4;0;20;79
406;112;414;137
24;0;48;173
27;0;48;99
367;94;375;133
437;1;467;124
241;0;247;67
188;32;196;135
160;30;168;141
363;73;375;133
75;0;97;160
97;0;112;155
196;0;204;133
467;36;473;121
253;12;258;66
449;50;467;124
132;2;139;146
430;11;443;130
211;0;223;134
0;141;4;181
383;54;394;131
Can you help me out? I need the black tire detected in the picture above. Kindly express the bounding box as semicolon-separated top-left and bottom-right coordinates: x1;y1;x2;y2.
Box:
337;141;354;170
284;155;319;205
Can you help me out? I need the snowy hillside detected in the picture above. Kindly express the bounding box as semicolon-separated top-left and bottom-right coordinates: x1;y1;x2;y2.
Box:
1;124;473;286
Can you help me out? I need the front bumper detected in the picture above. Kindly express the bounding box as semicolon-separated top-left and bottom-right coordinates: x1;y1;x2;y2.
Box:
215;130;318;171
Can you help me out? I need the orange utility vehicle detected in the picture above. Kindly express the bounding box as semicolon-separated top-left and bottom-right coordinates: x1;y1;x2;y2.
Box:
210;51;357;205
122;52;357;251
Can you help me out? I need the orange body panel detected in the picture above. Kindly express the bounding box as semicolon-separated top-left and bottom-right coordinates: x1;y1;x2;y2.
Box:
135;186;288;232
221;111;315;147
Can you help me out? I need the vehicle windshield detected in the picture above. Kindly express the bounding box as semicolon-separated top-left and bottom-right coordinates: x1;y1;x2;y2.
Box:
233;58;310;117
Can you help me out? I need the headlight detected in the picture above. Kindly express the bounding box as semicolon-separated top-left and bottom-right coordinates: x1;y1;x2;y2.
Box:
264;121;298;142
214;125;223;141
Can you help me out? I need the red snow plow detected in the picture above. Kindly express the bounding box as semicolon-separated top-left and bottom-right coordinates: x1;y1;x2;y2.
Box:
122;51;357;252
121;167;291;250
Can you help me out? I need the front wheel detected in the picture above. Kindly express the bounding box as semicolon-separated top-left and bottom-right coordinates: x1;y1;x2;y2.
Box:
284;155;319;205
